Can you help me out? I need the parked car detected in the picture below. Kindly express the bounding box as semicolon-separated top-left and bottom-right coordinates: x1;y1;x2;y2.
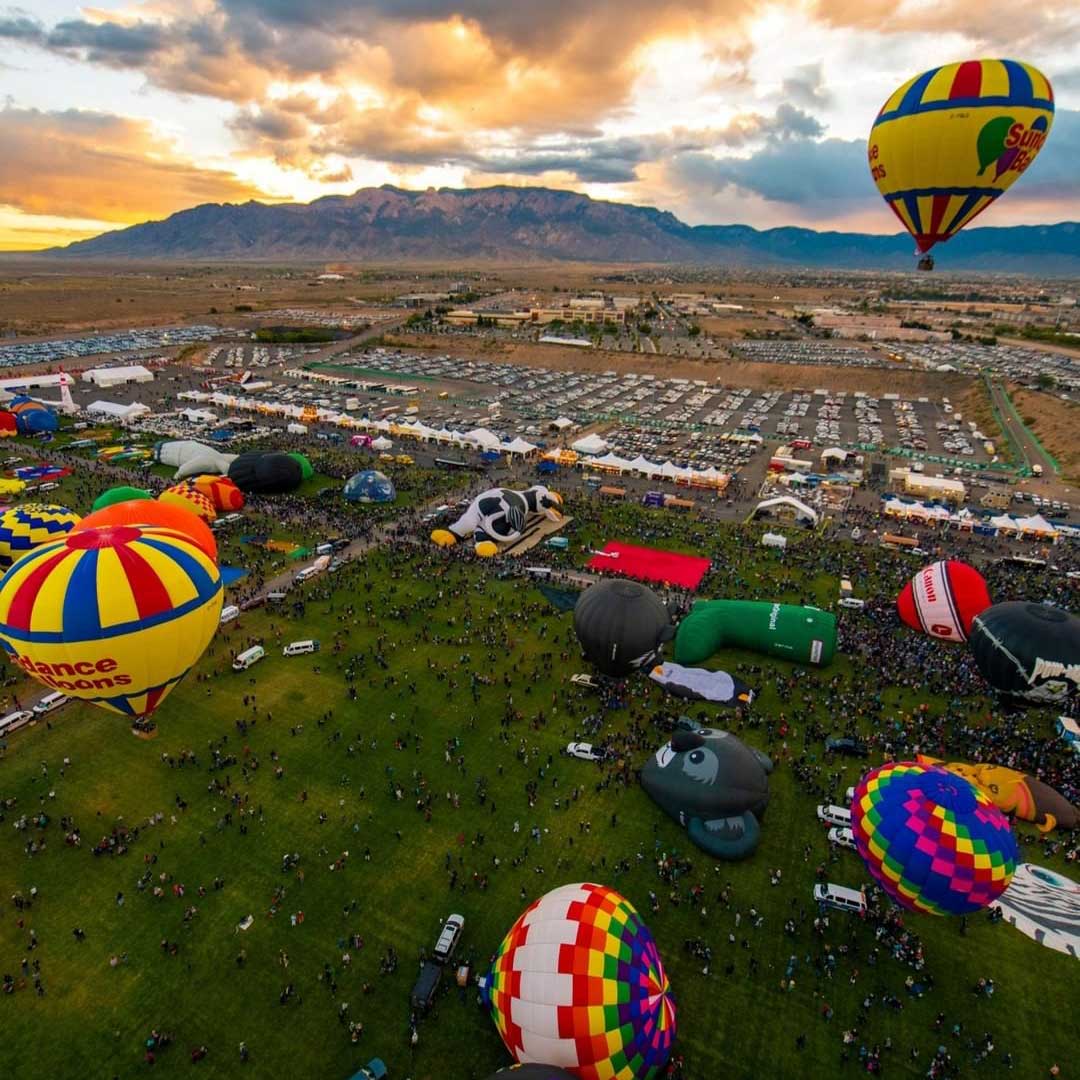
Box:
827;826;857;851
813;883;866;914
347;1060;387;1080
825;736;869;758
433;914;464;963
816;804;852;828
410;961;442;1012
566;742;604;762
33;691;69;716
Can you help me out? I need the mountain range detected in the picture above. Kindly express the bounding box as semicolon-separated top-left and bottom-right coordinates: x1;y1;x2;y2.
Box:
37;185;1080;272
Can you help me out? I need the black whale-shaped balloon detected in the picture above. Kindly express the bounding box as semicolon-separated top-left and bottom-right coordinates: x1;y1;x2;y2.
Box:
641;723;773;860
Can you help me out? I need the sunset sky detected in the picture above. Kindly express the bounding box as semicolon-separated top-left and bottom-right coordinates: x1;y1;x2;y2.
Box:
1;0;1078;250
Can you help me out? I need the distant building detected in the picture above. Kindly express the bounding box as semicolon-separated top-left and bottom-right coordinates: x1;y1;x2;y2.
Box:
81;365;155;388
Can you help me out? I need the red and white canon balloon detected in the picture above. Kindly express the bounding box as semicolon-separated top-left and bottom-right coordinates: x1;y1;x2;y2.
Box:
897;560;992;642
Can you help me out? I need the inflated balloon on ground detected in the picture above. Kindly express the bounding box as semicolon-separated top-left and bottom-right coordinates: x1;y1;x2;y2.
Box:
72;500;217;562
228;452;304;495
481;882;675;1079
573;579;673;676
91;487;151;512
343;470;395;503
0;524;223;717
160;483;217;522
897;559;991;641
852;761;1017;916
0;504;81;568
191;474;245;512
969;601;1080;703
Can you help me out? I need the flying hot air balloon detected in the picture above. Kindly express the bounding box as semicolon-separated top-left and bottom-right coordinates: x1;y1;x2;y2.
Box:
869;60;1054;266
0;524;223;717
481;883;675;1079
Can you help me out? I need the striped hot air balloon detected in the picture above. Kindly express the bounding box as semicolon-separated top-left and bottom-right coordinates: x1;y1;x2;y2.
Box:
191;474;245;512
160;484;217;522
869;60;1054;258
481;883;676;1080
0;504;81;569
0;524;223;717
852;761;1017;916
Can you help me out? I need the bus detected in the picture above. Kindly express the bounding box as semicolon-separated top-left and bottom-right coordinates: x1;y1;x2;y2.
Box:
881;533;918;549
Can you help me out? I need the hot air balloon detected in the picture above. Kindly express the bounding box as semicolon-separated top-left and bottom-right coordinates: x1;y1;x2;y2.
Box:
852;761;1017;916
969;601;1080;703
160;484;217;523
287;452;314;481
897;559;991;641
573;580;673;677
0;411;17;438
0;524;223;717
481;883;675;1079
8;396;58;435
91;486;152;513
343;470;396;504
72;500;216;562
228;452;304;495
191;474;245;512
869;60;1054;265
0;504;81;569
155;440;236;480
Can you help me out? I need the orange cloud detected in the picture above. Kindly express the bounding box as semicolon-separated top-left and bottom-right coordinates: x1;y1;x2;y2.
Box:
0;107;270;228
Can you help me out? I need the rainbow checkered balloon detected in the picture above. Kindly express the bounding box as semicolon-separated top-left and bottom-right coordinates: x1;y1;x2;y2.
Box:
0;524;223;717
852;761;1018;916
0;504;81;568
481;883;675;1080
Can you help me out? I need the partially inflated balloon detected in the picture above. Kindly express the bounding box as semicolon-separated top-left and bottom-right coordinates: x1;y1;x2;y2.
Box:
482;883;675;1079
287;452;314;481
228;452;303;495
852;761;1017;916
897;560;991;642
191;474;245;512
160;483;217;522
0;504;81;568
92;487;151;512
0;525;223;717
869;60;1054;254
72;500;216;562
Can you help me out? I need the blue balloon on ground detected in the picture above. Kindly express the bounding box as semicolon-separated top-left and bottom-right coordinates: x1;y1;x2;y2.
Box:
344;470;396;504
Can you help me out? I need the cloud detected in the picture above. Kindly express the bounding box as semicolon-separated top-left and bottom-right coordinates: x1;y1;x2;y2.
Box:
780;63;831;110
0;106;270;224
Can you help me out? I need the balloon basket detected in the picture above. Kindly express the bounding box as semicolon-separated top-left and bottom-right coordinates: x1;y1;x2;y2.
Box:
130;726;158;740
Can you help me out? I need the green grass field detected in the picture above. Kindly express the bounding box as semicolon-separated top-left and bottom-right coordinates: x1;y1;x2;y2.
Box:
0;455;1078;1080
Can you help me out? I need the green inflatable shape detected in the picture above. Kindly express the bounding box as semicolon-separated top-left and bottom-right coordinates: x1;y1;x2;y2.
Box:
92;486;152;511
976;115;1014;175
287;452;314;481
675;599;837;667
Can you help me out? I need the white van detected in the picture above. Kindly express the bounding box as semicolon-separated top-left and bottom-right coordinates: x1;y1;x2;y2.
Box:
295;565;320;584
267;591;289;603
813;883;867;915
827;827;857;851
314;543;334;556
232;645;265;672
816;804;852;828
33;691;69;716
838;597;866;610
0;709;34;736
220;605;240;624
283;640;319;657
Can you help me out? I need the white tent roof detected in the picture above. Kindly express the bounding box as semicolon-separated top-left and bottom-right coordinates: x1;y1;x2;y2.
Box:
372;436;392;450
464;427;502;449
501;437;538;455
551;417;574;430
1019;513;1057;534
754;496;819;525
571;433;608;455
821;447;848;460
87;400;150;419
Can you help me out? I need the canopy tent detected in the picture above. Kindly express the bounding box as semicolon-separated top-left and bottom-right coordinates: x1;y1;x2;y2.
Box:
501;436;539;456
752;496;819;526
571;433;609;455
371;436;392;451
885;497;951;521
87;400;151;421
551;417;574;431
463;427;502;450
762;532;788;549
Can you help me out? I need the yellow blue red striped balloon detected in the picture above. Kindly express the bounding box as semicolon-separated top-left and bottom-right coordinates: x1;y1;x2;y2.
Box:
0;524;223;717
869;59;1054;254
0;504;81;569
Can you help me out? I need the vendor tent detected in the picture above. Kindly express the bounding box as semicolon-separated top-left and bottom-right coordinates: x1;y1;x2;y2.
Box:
571;433;608;455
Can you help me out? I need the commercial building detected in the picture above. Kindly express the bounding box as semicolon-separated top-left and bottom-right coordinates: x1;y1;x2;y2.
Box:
81;365;155;388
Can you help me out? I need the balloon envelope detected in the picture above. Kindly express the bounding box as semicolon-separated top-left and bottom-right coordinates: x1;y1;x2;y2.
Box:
160;484;217;522
287;452;314;481
0;524;223;717
92;486;151;512
897;559;991;641
191;474;245;512
969;601;1080;703
483;882;675;1079
0;504;81;568
343;470;395;503
573;580;672;677
228;452;303;495
869;60;1054;254
73;500;216;562
852;761;1017;916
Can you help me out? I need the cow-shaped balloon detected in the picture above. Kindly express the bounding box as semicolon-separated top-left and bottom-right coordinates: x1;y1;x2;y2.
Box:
431;486;563;557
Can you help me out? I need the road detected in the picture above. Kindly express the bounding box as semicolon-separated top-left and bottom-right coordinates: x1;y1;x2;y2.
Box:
987;378;1058;478
303;315;412;364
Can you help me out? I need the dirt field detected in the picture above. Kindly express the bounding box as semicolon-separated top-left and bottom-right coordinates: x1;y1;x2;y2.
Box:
1008;385;1080;481
389;331;970;397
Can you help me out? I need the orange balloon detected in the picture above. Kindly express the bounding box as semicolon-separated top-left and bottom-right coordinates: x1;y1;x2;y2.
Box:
71;499;217;562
